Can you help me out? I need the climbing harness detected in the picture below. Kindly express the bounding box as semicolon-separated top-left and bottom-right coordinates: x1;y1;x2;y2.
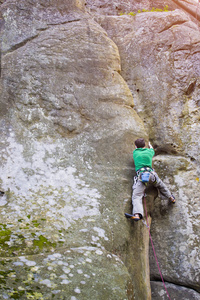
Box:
143;193;172;300
137;167;156;185
136;166;153;176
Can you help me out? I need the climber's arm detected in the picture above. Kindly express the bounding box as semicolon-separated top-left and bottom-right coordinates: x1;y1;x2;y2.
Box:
148;141;153;149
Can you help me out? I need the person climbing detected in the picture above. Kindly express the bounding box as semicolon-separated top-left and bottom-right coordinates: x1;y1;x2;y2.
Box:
125;138;175;221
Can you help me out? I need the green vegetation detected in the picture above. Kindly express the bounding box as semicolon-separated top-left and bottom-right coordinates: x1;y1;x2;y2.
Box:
33;235;56;250
6;289;44;300
0;270;13;286
0;224;13;255
0;220;63;257
120;5;169;16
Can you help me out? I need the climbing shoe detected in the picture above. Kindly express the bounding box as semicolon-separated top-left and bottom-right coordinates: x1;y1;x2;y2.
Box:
125;213;141;221
169;194;176;204
131;214;141;221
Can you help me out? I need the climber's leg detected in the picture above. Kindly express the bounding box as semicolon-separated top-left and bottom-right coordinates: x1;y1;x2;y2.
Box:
132;180;146;218
152;171;175;202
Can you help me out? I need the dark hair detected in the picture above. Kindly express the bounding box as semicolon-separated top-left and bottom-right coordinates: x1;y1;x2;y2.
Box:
135;138;145;148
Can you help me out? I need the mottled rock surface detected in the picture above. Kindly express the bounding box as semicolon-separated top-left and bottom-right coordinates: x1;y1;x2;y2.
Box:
151;281;200;300
150;156;200;292
97;10;200;161
96;7;200;298
174;0;200;21
0;0;146;299
86;0;178;15
0;0;200;300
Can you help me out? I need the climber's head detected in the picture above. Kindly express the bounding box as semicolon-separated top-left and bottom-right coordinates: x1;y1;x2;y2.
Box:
135;138;145;148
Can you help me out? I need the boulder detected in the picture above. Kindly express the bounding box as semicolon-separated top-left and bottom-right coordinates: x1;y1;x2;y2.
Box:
85;0;178;16
96;9;200;162
151;281;200;300
1;0;200;299
150;155;200;293
0;0;147;299
95;7;200;298
173;0;200;21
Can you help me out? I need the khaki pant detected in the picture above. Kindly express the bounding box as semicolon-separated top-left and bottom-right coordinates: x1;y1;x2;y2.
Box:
132;171;172;218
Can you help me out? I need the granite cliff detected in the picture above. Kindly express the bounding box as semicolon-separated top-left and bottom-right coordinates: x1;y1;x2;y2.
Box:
0;0;199;299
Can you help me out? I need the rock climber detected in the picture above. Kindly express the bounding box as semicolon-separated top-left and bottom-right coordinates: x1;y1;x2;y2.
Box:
125;138;175;221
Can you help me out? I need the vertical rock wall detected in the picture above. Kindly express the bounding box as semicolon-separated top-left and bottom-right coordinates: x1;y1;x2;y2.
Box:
85;0;178;16
0;0;147;299
0;0;200;299
94;5;200;300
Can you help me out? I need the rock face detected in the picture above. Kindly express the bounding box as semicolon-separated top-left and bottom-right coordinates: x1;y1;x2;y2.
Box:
97;10;200;161
151;281;200;300
0;0;147;299
94;5;200;299
174;0;200;21
86;0;178;15
0;0;200;299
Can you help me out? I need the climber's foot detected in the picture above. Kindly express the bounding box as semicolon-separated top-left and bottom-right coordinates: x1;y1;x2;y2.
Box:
169;194;176;204
125;213;141;221
131;214;141;221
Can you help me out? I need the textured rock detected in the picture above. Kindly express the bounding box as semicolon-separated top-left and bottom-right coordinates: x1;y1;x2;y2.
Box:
95;7;200;298
150;155;200;292
85;0;178;15
0;0;86;54
0;0;147;299
151;281;200;300
86;0;149;15
174;0;200;21
1;1;200;299
97;9;200;162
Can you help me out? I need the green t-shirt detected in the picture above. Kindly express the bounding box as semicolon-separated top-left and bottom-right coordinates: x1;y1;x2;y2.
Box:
133;148;155;171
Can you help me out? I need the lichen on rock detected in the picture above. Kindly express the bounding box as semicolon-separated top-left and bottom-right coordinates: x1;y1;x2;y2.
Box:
0;0;200;299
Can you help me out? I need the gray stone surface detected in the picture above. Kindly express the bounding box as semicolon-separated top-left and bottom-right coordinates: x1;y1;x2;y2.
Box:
0;0;146;299
97;9;200;162
150;155;200;292
151;281;200;300
86;0;178;15
95;7;200;298
0;1;200;299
